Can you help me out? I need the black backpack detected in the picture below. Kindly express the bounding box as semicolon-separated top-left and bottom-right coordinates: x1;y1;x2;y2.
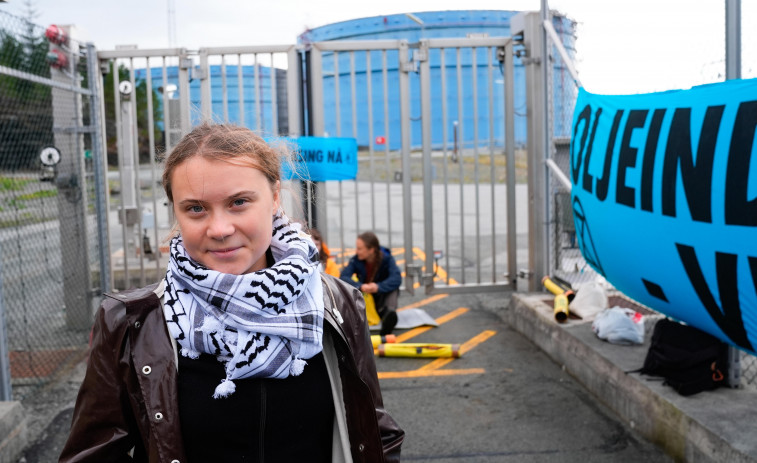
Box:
638;318;729;396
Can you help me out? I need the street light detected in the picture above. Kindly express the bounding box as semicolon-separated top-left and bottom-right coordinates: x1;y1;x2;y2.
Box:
404;13;425;38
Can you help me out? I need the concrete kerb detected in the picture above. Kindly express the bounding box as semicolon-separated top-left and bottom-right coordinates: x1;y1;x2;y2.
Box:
508;292;757;463
0;401;26;463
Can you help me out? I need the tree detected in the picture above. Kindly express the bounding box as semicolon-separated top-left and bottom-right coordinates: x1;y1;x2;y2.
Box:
0;1;53;169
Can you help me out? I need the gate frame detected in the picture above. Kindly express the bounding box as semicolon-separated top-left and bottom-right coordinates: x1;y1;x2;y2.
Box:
308;37;518;295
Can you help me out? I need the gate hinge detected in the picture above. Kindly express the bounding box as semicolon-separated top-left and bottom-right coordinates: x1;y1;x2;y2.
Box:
414;41;429;63
400;60;417;73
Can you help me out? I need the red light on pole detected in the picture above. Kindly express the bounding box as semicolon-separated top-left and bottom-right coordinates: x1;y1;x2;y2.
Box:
45;24;68;45
46;49;68;69
375;136;386;145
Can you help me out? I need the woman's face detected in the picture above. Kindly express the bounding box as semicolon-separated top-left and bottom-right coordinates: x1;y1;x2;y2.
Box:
312;235;323;252
355;238;373;262
171;156;280;275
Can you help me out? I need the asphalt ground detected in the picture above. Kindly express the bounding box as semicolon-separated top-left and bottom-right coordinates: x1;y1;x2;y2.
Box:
375;291;670;463
19;290;672;463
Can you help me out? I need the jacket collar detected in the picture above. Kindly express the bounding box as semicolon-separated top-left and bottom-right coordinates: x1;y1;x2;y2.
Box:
107;283;161;324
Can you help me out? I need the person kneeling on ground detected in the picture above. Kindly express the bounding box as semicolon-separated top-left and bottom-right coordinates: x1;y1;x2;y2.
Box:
340;231;401;335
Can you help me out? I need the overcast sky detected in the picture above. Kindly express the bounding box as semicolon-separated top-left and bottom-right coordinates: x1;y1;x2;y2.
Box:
2;0;755;95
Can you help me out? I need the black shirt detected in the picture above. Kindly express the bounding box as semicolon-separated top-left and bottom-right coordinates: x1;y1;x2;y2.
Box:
178;351;334;462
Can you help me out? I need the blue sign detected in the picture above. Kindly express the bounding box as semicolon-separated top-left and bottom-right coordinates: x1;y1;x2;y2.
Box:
280;136;358;182
570;78;757;354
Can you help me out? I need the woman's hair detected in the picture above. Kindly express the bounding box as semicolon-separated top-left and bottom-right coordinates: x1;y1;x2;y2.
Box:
161;122;284;203
358;231;383;281
309;228;328;264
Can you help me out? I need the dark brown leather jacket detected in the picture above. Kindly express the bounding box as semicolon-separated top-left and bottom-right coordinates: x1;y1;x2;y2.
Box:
60;275;404;463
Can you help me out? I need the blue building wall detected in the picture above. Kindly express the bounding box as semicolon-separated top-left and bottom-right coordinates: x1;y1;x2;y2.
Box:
300;10;577;150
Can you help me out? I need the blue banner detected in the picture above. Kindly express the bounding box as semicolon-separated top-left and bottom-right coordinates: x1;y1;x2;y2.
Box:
280;136;358;182
570;78;757;353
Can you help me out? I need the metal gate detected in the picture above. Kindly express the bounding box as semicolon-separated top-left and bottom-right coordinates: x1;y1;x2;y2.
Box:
97;37;522;296
307;37;519;295
95;45;302;290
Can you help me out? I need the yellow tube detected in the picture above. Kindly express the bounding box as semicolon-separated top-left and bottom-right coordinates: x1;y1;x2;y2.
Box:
371;334;397;348
377;343;461;358
554;293;569;323
542;276;575;301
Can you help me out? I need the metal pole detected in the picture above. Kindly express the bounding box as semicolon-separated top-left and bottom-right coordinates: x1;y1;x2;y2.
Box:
522;11;549;291
86;43;111;295
398;40;416;295
178;50;192;135
0;242;12;400
505;41;517;289
540;1;552;287
725;0;742;389
199;49;212;122
52;27;94;328
309;45;327;235
418;39;434;293
287;47;302;137
725;0;741;80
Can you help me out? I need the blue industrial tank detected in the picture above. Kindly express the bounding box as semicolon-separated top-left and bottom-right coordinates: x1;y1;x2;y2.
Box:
298;10;577;150
135;64;287;135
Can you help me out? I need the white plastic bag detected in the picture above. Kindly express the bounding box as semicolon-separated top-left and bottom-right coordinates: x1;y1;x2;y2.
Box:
570;281;608;320
591;306;645;345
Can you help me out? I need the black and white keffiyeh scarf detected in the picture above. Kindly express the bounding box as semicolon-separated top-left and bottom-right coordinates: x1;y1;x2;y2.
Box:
163;212;324;399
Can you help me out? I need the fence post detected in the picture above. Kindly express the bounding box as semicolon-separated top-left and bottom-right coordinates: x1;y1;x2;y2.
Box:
724;0;742;389
51;27;94;329
518;12;549;291
86;43;111;295
307;45;328;235
0;242;12;400
398;40;417;295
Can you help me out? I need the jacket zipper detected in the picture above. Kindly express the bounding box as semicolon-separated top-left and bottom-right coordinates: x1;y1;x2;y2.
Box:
259;382;266;462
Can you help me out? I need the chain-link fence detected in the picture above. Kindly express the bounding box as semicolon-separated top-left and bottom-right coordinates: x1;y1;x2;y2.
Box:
0;10;106;400
545;12;597;290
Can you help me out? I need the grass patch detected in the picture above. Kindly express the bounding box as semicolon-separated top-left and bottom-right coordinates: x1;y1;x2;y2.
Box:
16;190;57;201
0;177;33;191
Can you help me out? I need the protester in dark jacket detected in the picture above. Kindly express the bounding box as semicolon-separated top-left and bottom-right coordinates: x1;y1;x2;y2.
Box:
340;231;402;335
60;123;403;463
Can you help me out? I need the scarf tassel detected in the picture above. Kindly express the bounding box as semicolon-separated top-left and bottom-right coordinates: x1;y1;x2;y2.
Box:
213;359;306;399
290;357;307;376
213;378;237;399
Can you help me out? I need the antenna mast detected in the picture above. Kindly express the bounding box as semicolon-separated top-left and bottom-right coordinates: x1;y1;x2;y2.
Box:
167;0;177;48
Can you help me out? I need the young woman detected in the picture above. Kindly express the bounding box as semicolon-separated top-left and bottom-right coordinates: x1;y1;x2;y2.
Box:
339;232;402;336
60;123;403;463
310;228;340;277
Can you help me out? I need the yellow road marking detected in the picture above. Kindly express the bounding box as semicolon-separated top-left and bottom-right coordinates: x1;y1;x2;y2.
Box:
397;293;448;312
459;330;497;356
414;330;497;370
327;246;495;378
378;368;485;379
378;329;497;379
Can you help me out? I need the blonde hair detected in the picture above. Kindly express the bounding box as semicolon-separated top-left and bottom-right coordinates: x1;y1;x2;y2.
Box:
161;122;286;203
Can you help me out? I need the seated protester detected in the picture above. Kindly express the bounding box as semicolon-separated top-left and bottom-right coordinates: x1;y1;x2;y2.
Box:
310;228;340;277
340;231;401;335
